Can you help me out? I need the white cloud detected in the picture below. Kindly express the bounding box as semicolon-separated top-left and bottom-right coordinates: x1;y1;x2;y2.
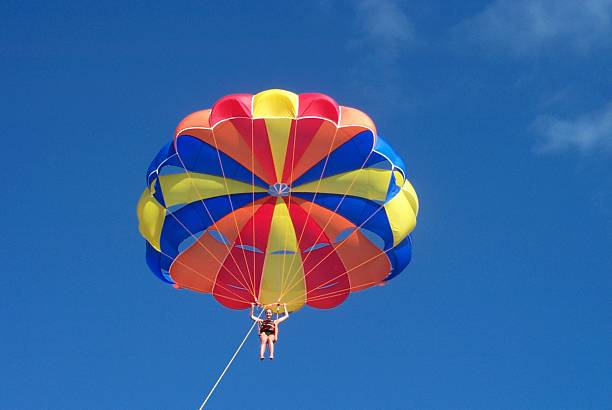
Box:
352;0;415;60
534;101;612;153
342;1;415;108
462;0;612;55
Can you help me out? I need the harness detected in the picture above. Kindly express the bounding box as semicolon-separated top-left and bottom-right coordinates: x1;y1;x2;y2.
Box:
259;319;276;335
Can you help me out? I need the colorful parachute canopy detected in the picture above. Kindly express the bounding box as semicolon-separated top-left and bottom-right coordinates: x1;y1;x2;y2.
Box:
137;89;419;312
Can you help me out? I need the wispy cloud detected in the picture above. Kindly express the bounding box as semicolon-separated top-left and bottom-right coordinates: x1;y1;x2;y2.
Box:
351;0;415;61
533;101;612;153
344;0;415;109
460;0;612;55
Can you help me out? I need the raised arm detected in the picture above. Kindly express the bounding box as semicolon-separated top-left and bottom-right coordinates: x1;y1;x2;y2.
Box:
275;303;289;324
250;303;262;322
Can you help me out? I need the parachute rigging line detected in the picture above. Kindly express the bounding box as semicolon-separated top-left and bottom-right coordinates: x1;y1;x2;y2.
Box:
163;211;254;300
173;148;256;299
198;308;264;410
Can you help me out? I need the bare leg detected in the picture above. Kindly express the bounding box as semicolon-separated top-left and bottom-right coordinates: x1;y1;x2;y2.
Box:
259;334;267;359
268;335;275;359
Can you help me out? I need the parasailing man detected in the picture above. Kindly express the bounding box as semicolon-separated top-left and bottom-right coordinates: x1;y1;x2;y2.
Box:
250;302;289;360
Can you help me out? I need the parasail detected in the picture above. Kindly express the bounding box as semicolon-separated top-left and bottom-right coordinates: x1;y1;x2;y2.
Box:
137;89;419;312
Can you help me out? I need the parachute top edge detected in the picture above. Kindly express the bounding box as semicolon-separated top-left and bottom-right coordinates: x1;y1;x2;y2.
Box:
173;89;377;138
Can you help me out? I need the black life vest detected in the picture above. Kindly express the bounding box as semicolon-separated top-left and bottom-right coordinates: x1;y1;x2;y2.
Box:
259;319;276;334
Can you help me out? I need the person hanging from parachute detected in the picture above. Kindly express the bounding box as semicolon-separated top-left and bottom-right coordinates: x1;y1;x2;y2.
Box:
250;302;288;360
136;88;419;371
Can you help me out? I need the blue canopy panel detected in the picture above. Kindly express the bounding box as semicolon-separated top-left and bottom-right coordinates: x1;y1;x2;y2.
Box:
363;151;394;172
291;192;394;250
145;241;174;284
292;130;376;186
385;171;401;202
146;141;180;187
374;136;407;177
385;235;413;281
175;135;267;187
152;177;166;207
158;193;266;272
148;135;268;209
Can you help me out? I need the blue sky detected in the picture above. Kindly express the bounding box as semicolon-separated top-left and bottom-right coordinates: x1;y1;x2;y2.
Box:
2;1;611;408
